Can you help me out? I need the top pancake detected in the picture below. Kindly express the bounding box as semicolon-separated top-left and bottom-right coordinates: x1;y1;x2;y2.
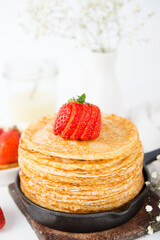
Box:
20;113;139;160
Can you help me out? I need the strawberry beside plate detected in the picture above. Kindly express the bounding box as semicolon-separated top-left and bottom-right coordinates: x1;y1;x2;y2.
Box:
0;127;20;186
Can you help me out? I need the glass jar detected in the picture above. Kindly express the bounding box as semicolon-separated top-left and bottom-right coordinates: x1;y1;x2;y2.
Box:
4;59;57;128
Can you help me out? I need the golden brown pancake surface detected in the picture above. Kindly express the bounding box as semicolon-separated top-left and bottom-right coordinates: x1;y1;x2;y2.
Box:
20;113;139;160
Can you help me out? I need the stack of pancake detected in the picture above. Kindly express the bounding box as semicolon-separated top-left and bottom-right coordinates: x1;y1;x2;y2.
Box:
18;113;144;213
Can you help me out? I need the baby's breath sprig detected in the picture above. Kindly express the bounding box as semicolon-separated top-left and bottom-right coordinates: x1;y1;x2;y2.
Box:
145;158;160;235
20;0;154;53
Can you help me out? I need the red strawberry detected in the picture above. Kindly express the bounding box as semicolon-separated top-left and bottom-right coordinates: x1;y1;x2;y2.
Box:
0;207;5;230
0;128;21;165
53;103;72;135
80;104;101;140
0;128;3;136
91;106;101;139
53;94;101;140
61;102;83;139
70;103;91;140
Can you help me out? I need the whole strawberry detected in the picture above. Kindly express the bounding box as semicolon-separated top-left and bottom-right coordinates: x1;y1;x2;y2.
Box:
0;207;5;230
53;94;101;140
0;127;21;165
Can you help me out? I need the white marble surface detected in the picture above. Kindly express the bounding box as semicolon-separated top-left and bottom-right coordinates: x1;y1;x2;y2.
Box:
0;186;38;240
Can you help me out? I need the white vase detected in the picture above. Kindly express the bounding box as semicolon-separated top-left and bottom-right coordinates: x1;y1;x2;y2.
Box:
57;49;123;115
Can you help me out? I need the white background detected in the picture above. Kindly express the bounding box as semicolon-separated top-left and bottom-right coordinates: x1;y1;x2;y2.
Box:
0;0;160;239
0;0;160;111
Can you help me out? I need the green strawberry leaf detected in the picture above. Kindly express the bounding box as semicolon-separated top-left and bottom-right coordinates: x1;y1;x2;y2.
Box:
77;93;86;103
68;93;91;105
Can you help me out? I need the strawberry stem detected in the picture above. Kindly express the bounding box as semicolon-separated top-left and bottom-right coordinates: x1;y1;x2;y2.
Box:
77;93;86;103
68;93;89;104
12;125;21;135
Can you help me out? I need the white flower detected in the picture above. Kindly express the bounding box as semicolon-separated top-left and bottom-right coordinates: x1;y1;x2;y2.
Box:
156;216;160;222
142;38;149;43
152;171;158;179
133;5;141;14
157;155;160;161
147;226;153;235
158;203;160;209
148;12;155;18
145;181;150;186
145;205;153;212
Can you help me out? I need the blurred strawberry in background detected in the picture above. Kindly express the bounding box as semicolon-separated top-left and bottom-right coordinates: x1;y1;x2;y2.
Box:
0;128;4;135
0;207;5;230
0;128;21;165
